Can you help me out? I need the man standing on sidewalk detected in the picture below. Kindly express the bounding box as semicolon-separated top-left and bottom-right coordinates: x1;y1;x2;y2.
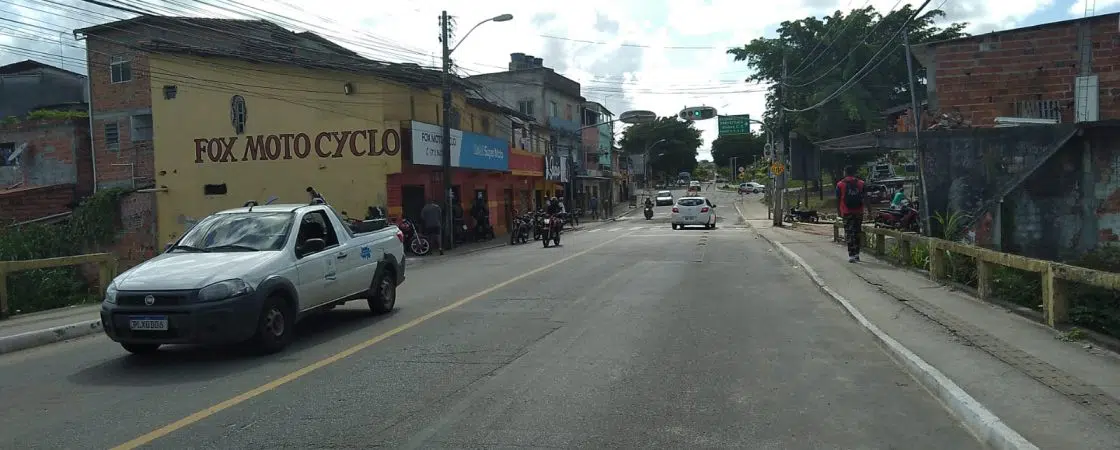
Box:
836;166;867;263
420;198;444;255
589;194;599;220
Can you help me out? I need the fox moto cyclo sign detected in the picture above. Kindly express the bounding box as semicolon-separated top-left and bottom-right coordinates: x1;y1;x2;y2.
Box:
193;129;401;164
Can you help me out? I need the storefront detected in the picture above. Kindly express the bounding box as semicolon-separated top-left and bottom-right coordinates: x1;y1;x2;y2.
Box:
388;121;523;235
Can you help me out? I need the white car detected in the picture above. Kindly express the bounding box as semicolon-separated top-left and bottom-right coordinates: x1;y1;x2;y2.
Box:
739;182;765;194
671;196;717;229
654;190;674;206
100;202;406;354
689;180;701;191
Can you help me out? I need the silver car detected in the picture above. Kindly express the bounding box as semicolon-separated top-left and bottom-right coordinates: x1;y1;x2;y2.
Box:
655;190;674;206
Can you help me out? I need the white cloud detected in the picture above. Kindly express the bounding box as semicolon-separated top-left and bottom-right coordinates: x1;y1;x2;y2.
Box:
0;0;1073;160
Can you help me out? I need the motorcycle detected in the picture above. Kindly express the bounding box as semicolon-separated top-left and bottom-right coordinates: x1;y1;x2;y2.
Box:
541;214;562;248
644;205;654;220
786;202;820;223
393;218;431;256
509;212;532;245
874;199;920;233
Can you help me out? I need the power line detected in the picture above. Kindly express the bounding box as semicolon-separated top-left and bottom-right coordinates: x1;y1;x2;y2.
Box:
786;0;874;78
782;0;933;113
784;0;906;88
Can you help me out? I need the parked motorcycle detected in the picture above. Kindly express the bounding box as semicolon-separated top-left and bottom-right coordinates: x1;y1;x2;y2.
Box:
509;212;532;245
786;202;820;223
541;214;562;248
874;199;920;232
394;217;431;256
644;205;654;220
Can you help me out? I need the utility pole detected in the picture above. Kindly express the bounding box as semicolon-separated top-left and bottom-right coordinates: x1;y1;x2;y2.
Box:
773;50;787;226
440;10;455;249
903;28;930;235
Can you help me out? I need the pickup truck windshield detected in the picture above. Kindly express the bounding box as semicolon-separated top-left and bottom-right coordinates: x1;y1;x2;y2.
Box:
174;212;294;252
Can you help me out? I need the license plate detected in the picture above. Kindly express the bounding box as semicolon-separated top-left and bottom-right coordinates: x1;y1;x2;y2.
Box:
684;216;696;221
129;316;168;331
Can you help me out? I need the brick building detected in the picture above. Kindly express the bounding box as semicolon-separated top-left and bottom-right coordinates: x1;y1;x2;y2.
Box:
912;12;1120;127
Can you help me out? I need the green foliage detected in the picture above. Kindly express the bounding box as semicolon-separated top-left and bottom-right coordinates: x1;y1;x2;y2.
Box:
618;116;703;176
0;188;127;315
1066;247;1120;337
726;5;967;140
711;132;767;168
2;110;88;126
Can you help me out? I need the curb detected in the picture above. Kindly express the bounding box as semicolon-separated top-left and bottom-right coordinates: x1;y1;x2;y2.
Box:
0;319;103;355
754;229;1037;450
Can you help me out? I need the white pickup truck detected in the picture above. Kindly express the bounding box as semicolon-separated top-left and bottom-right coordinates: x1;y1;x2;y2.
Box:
100;203;406;354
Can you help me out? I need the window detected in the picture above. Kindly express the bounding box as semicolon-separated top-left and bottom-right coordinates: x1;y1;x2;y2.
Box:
678;198;705;207
549;101;558;117
518;100;534;116
481;116;491;134
0;142;14;167
131;114;153;141
565;104;573;121
104;123;120;152
173;212;294;252
296;210;340;257
110;55;132;83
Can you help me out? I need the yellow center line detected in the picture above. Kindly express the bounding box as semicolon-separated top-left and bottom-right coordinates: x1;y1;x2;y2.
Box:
110;233;628;450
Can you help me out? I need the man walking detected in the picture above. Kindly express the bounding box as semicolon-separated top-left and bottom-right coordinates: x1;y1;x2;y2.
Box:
420;198;444;255
589;194;599;220
836;166;867;263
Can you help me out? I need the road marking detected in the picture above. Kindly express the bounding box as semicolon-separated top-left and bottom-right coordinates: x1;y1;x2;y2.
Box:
110;234;629;450
608;227;622;232
587;229;600;233
628;226;643;231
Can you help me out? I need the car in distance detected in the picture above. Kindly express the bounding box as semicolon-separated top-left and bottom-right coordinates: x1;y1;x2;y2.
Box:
671;196;717;230
655;190;674;206
100;202;406;355
739;182;765;194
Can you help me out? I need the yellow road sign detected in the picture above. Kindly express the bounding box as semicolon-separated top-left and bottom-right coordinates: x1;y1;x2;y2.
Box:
770;162;785;176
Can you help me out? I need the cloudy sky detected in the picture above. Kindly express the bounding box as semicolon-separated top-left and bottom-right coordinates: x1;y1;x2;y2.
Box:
1;0;1117;161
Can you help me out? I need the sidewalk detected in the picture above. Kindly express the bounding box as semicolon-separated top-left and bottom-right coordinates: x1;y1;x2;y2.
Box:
737;198;1120;449
0;303;103;354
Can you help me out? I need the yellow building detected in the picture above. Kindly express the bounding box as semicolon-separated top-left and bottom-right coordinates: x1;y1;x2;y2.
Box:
79;16;524;244
148;54;404;238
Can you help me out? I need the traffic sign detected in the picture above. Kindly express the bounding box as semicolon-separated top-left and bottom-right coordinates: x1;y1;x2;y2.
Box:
770;162;785;176
738;166;745;173
717;114;751;136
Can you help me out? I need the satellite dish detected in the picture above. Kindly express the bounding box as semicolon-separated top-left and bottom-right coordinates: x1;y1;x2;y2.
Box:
5;143;27;164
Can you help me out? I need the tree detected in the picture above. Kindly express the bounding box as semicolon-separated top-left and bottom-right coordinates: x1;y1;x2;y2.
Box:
726;5;967;172
619;116;703;177
710;132;767;169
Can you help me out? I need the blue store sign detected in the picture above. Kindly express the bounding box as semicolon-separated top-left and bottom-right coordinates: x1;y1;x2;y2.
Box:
459;131;509;171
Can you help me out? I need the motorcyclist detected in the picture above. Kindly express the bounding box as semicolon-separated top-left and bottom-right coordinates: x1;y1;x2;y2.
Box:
644;197;653;209
546;197;562;216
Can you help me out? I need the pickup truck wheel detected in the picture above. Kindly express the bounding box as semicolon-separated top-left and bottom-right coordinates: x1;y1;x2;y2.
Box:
368;273;396;314
253;296;293;353
121;343;160;354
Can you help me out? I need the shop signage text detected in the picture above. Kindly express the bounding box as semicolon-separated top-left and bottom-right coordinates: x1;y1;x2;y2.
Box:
410;121;508;171
194;129;401;164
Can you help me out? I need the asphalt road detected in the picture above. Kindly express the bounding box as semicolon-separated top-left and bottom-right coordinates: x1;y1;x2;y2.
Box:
0;189;980;449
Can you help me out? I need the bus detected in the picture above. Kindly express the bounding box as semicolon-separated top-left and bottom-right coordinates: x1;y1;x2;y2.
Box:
677;171;691;186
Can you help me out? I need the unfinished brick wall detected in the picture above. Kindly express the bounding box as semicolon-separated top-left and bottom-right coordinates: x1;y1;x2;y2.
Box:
0;184;76;224
0;118;92;194
932;14;1120;126
108;191;157;269
85;33;155;190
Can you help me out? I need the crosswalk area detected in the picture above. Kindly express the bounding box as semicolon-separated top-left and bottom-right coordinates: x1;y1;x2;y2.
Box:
577;224;748;234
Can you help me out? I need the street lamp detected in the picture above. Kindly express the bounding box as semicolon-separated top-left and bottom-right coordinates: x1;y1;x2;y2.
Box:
644;139;667;191
440;11;512;249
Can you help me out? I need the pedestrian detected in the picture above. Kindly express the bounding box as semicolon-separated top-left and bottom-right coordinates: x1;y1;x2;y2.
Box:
420;198;444;255
589;194;599;220
836;165;867;263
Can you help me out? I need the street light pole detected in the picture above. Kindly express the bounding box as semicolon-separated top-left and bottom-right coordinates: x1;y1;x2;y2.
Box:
440;10;454;249
644;138;666;191
440;11;512;249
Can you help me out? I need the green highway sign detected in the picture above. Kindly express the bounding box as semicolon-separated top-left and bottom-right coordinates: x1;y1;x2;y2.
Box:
717;114;751;136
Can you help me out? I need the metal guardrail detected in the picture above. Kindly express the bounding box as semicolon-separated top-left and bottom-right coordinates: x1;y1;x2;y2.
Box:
0;253;118;318
833;221;1120;328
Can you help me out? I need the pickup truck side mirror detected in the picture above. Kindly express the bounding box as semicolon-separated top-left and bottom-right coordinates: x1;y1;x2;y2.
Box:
711;204;717;208
299;238;327;256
